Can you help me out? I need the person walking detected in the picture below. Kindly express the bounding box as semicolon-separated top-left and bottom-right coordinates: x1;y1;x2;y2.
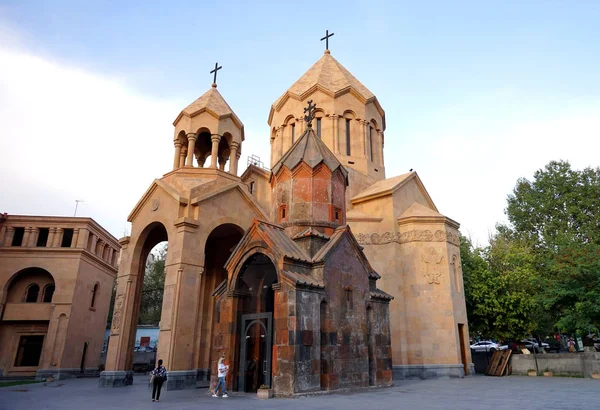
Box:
212;356;229;398
150;359;167;402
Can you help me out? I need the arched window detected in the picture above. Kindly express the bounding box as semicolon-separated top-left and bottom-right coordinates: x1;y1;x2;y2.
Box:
25;284;40;303
90;283;99;308
42;285;55;303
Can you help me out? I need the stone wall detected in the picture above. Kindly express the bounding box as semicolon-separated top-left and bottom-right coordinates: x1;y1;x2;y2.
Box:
511;353;600;378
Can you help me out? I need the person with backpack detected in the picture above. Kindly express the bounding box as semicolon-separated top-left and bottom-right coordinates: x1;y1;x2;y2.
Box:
150;359;167;402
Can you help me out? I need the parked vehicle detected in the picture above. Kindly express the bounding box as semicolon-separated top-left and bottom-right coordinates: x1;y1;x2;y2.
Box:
470;341;501;352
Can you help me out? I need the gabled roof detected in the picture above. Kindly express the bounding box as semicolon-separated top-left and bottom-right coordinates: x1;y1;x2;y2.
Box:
292;226;330;241
312;225;380;279
174;86;244;130
351;171;438;211
271;127;348;181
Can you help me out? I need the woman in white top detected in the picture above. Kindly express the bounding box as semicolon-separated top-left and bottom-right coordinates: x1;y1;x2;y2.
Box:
212;356;229;398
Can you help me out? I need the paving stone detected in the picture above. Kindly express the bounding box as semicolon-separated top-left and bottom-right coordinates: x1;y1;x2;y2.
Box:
2;374;599;410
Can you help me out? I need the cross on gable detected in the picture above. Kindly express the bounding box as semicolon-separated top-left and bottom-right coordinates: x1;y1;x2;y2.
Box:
210;62;222;86
304;100;317;128
320;30;334;51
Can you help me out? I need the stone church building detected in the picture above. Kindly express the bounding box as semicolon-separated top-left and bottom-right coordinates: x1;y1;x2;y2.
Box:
101;46;471;395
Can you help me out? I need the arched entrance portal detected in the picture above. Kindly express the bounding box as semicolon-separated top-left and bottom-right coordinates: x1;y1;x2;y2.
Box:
235;253;277;392
197;224;244;378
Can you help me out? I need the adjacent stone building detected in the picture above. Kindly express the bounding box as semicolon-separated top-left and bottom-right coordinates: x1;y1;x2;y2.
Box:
0;214;119;379
101;45;472;394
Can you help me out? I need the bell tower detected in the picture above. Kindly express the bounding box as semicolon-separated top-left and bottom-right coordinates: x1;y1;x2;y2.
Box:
268;35;386;202
172;63;244;175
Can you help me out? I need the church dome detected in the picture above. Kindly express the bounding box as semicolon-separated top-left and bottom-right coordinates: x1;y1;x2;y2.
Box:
270;52;376;112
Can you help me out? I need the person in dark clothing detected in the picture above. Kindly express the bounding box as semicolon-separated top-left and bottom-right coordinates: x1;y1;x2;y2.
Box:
150;359;167;402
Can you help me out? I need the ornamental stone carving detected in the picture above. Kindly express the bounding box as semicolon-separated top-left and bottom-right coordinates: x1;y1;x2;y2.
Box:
421;247;444;284
355;229;460;246
111;294;124;330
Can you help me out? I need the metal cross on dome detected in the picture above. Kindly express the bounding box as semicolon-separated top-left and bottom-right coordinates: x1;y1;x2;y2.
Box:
210;62;222;86
320;29;334;51
304;100;317;128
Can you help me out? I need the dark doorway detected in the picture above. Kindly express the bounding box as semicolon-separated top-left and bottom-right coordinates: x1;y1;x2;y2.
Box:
239;313;273;392
235;253;277;392
458;323;468;375
14;335;45;367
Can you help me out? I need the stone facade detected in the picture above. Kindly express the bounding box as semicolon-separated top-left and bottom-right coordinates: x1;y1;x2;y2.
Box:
0;214;119;380
101;47;471;393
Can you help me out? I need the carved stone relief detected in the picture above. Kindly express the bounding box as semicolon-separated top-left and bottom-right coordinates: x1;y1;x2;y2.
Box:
355;229;460;246
421;247;444;284
111;294;124;331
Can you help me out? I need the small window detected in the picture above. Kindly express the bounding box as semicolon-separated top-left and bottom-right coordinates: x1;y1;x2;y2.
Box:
335;210;339;220
345;288;353;310
42;285;55;303
291;123;296;144
279;205;287;222
249;181;255;194
11;227;25;246
316;118;322;138
91;283;99;308
345;119;351;156
25;284;40;303
37;228;49;247
14;335;45;367
61;228;74;247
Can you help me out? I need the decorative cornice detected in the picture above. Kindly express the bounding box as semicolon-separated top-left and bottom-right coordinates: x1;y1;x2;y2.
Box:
356;229;460;246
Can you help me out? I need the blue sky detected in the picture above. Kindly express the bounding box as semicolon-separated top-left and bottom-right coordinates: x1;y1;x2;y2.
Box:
1;1;599;244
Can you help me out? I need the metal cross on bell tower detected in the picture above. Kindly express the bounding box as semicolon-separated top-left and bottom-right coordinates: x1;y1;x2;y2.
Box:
210;62;222;87
304;100;317;128
320;30;334;52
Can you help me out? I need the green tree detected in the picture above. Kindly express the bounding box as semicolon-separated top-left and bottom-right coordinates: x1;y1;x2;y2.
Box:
461;234;538;340
504;160;600;334
138;244;167;325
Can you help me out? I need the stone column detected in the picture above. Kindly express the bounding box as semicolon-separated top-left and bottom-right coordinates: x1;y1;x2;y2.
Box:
186;133;197;167
218;156;227;171
71;228;80;248
21;227;31;247
331;115;339;154
210;135;221;168
0;225;6;246
173;141;183;170
297;117;305;133
179;148;187;168
195;153;206;168
28;227;39;247
47;228;56;248
279;126;285;159
229;142;239;175
377;131;384;166
90;234;98;254
107;247;114;264
361;120;368;158
4;227;15;246
53;228;64;247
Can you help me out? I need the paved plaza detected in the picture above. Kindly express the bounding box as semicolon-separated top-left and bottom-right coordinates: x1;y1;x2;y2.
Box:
1;375;598;410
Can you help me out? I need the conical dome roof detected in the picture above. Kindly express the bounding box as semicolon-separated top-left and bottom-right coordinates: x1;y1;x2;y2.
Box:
174;85;243;129
271;127;348;181
272;52;375;109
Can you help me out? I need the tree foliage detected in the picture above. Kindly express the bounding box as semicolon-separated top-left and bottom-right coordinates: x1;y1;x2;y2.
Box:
463;160;600;337
138;244;167;325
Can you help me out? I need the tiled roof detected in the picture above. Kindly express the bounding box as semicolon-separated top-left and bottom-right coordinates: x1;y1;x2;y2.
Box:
273;53;375;108
370;289;394;301
180;86;243;125
255;221;311;262
271;128;348;179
